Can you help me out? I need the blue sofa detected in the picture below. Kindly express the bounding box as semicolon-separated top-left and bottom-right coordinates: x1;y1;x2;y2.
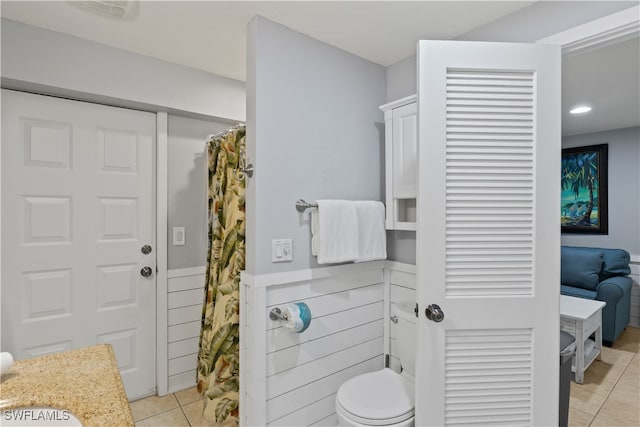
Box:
561;246;632;345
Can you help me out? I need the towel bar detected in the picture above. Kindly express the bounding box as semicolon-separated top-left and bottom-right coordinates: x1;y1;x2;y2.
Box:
295;199;318;213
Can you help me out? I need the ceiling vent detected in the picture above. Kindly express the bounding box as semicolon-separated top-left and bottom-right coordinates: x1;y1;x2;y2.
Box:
69;1;138;20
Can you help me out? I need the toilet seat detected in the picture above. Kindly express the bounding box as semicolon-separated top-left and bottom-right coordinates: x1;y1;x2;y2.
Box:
336;368;414;426
336;400;413;426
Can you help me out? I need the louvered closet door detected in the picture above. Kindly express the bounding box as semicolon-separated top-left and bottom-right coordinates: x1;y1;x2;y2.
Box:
415;41;560;426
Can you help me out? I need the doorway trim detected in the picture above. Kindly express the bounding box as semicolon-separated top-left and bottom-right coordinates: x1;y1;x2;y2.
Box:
537;5;639;53
156;112;169;395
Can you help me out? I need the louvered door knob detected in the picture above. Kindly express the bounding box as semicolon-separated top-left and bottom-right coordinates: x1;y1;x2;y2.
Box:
425;304;444;322
140;267;153;278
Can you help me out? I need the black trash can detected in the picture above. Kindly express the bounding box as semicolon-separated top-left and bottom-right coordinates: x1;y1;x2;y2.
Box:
559;331;576;427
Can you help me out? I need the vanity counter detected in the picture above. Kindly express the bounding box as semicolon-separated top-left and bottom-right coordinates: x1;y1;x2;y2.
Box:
0;344;134;426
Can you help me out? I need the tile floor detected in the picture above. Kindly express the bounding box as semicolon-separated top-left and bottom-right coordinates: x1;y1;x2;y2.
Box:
130;386;211;427
131;327;640;427
569;326;640;427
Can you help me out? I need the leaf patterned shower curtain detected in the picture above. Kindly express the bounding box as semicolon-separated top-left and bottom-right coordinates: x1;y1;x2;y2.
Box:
197;125;246;425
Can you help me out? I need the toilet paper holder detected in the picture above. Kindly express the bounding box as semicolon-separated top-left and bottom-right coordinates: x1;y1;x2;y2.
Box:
269;302;312;333
269;307;288;321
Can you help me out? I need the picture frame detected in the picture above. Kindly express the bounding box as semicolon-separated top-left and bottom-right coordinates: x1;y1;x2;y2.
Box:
561;143;608;234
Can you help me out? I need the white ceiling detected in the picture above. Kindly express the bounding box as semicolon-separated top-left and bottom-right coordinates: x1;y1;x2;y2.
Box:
0;1;535;81
2;1;638;136
562;36;640;136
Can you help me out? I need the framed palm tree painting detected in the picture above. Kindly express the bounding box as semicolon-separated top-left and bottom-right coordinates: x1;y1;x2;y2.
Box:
561;144;608;234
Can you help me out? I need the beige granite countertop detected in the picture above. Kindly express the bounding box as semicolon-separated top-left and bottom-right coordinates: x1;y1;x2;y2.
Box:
0;344;134;426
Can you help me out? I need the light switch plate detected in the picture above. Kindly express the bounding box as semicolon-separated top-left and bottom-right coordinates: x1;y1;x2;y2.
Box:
173;227;186;246
272;239;293;262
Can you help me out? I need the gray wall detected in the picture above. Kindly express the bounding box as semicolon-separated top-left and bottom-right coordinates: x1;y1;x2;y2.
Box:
561;127;640;256
167;116;232;270
1;18;246;121
386;230;416;265
384;1;635;103
386;55;417;105
246;16;386;275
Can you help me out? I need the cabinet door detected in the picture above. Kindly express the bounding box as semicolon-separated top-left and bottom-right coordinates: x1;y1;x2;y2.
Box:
392;102;418;199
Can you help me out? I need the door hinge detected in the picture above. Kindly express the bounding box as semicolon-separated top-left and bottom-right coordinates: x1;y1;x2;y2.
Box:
385;354;390;368
414;302;419;318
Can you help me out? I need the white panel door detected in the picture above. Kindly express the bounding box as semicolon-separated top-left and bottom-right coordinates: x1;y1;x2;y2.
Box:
1;89;156;400
415;42;561;425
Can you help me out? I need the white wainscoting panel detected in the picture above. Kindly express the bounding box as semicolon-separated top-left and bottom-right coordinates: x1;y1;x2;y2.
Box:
237;256;640;425
239;254;634;425
166;267;205;393
629;258;640;328
241;261;385;427
387;262;416;373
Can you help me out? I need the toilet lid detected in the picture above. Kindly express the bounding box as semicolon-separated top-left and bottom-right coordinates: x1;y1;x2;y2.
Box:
336;368;414;422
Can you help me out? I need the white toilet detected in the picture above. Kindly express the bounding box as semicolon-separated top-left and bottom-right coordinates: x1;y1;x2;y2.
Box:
335;301;416;427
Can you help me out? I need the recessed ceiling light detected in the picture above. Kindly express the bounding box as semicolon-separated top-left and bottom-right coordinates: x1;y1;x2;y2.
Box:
570;106;592;114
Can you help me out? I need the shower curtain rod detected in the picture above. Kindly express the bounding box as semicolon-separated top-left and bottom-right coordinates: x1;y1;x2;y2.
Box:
207;123;246;141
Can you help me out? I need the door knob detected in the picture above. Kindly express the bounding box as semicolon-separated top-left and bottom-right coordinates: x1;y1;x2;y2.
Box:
140;266;153;278
425;304;444;322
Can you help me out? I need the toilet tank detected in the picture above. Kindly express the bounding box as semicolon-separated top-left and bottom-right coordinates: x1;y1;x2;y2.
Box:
393;301;417;377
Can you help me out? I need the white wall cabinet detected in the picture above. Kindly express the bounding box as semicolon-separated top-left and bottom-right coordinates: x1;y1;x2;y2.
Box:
380;94;417;230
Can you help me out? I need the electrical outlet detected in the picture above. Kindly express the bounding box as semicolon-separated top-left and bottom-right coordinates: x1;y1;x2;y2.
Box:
272;239;293;262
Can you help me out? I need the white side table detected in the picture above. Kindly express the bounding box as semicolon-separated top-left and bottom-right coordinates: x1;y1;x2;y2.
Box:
560;295;606;384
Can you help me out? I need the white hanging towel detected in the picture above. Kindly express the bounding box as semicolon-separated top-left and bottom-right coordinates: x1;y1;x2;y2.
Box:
354;201;387;262
312;200;359;264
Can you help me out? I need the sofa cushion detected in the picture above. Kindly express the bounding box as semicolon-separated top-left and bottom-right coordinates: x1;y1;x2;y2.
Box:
561;285;597;300
601;248;631;279
561;246;604;290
